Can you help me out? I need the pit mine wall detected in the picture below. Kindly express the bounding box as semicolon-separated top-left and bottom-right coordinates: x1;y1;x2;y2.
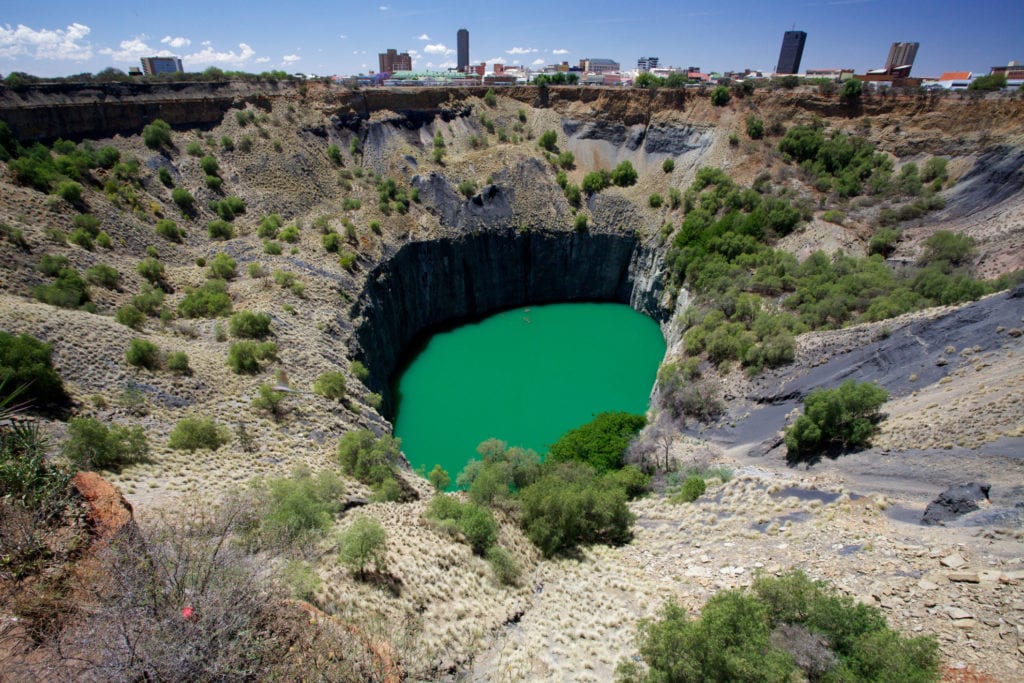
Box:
351;229;669;417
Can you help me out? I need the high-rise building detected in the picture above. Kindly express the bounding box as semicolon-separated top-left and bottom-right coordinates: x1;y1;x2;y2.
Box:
885;42;919;74
378;49;412;74
637;56;659;72
140;56;183;75
775;30;807;75
457;29;469;72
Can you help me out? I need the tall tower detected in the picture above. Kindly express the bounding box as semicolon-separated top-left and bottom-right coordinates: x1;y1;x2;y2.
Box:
457;28;469;72
885;42;919;73
776;30;807;75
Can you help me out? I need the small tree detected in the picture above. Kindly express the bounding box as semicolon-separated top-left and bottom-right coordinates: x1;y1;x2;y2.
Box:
841;78;863;101
229;310;272;339
710;85;731;106
339;516;387;578
251;383;287;420
207;253;237;280
63;417;149;470
662;158;675;173
784;380;888;462
428;464;451;491
143;119;173;150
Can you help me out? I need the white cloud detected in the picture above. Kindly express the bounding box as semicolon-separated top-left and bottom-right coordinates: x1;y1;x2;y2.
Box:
408;49;420;58
184;42;256;68
160;35;190;49
339;34;348;39
100;36;173;63
506;46;538;55
417;33;430;40
282;54;300;64
0;22;93;61
424;42;454;56
486;56;506;64
552;48;569;55
379;5;390;10
254;56;270;63
532;58;545;65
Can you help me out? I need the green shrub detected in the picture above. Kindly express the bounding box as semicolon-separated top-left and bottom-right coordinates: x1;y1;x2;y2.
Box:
157;166;174;187
573;213;588;231
62;417;148;470
68;228;94;251
115;305;146;330
55;180;83;204
227;341;278;374
869;227;901;257
746;115;765;139
186;141;203;156
0;332;69;409
633;592;794;682
211;196;245;221
136;257;165;287
205;175;222;191
252;383;287;419
132;284;165;316
312;371;346;401
602;464;651;499
350;360;370;382
263;240;282;255
428;464;450;491
167;416;230;451
548;412;646;473
229;310;272;339
322;232;342;252
582;170;610;193
519;462;633;557
84;264;120;289
565;183;582;208
662;158;675;173
207;219;234;240
611;160;638;187
206;252;237;280
486;546;521;585
154;218;183;242
37;254;68;277
339;516;387;577
33;268;90;309
538;130;557;151
784;380;888;462
282;560;321;601
557;150;575;170
326;144;342;165
125;338;160;370
257;213;283;239
710;85;731;106
648;193;663;208
278;224;299;243
425;495;498;556
199;155;219;175
457;179;477;198
178;280;233;318
673;475;707;503
142;119;172;150
220;135;234;151
166;351;191;375
337;429;402;490
171;187;194;213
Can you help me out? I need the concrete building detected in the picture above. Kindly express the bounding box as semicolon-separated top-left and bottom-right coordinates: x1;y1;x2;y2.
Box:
457;29;469;72
637;56;659;72
379;49;412;75
580;58;620;74
140;56;183;75
776;30;807;74
885;42;919;74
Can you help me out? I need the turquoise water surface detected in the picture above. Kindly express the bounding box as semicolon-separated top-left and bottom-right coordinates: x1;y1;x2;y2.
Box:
392;302;666;481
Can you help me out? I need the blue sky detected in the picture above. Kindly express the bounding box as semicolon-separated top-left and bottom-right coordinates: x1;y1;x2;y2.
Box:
1;1;1021;78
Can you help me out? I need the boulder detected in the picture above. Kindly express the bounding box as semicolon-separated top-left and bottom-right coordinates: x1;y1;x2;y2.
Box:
921;482;990;526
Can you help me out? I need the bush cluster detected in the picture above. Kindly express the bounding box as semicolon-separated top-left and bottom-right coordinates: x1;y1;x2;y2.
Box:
167;416;230;451
312;371;346;401
227;341;278;374
178;280;233;318
623;570;938;682
547;412;645;473
62;417;148;470
337;429;404;501
0;332;70;410
229;310;272;339
425;495;498;556
784;380;888;463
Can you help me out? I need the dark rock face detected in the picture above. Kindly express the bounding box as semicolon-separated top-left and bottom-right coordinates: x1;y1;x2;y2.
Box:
922;482;991;526
351;230;668;416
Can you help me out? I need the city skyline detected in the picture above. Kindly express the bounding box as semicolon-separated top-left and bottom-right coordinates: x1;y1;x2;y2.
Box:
1;0;1021;79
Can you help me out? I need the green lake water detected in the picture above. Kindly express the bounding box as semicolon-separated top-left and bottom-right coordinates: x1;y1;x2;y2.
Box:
393;302;666;481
